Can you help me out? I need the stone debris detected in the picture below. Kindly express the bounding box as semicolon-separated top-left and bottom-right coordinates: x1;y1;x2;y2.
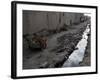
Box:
39;62;49;68
23;20;90;69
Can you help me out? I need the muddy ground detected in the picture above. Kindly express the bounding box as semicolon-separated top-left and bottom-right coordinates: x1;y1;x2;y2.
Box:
23;20;90;69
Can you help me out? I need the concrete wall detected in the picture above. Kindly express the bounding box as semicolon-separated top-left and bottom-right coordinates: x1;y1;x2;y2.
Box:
23;11;64;34
74;13;84;24
64;13;75;25
64;13;84;25
23;11;83;34
47;12;65;30
23;11;48;34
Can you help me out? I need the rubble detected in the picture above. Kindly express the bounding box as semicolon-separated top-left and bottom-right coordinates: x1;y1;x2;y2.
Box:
23;21;90;69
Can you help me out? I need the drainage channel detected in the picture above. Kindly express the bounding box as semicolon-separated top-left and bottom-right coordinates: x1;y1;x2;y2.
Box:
62;24;90;67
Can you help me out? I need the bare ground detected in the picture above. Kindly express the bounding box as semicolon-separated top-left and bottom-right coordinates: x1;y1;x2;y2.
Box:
23;21;90;69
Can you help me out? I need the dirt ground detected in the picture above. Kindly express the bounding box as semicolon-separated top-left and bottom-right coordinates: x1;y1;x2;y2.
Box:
23;20;90;69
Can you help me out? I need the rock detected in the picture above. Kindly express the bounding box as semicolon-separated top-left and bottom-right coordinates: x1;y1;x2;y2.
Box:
39;62;49;68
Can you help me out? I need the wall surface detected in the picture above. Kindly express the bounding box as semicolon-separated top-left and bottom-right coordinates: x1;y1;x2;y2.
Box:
23;11;83;34
0;0;99;80
23;11;48;34
23;11;63;34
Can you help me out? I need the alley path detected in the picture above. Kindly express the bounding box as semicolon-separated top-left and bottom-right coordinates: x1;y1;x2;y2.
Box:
23;21;90;69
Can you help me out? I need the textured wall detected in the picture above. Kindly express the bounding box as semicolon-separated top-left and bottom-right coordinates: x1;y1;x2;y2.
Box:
23;11;64;34
64;13;84;25
23;11;48;34
23;11;83;34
